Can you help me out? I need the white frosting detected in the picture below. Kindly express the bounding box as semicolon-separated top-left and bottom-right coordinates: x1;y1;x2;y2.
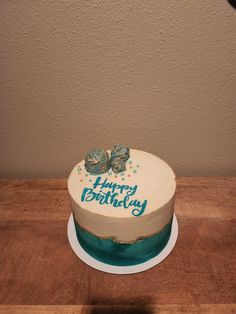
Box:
68;149;176;242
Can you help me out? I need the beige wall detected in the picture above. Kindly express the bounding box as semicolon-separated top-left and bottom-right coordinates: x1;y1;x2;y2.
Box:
0;1;235;178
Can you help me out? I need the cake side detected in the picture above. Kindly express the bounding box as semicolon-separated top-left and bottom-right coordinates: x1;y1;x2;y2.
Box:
73;216;173;266
70;195;174;243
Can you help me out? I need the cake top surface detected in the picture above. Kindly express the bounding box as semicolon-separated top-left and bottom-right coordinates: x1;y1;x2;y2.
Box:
68;149;176;218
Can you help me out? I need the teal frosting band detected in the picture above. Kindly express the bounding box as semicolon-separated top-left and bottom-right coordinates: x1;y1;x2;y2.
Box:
74;217;173;266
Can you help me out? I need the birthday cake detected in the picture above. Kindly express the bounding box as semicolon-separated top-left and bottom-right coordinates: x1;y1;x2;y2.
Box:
68;145;176;266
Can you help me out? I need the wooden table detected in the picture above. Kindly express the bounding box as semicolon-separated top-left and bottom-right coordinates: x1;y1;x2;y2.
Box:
0;178;235;314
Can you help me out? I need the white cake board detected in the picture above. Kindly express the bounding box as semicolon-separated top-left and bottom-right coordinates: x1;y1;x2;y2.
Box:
67;214;178;275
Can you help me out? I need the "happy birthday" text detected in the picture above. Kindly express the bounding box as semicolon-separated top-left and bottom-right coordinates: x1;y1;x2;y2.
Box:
81;176;147;216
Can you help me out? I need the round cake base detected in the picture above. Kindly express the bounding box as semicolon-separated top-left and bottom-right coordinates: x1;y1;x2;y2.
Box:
67;214;178;274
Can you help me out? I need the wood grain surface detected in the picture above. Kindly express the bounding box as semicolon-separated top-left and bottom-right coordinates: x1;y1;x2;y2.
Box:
0;304;236;314
0;178;236;313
